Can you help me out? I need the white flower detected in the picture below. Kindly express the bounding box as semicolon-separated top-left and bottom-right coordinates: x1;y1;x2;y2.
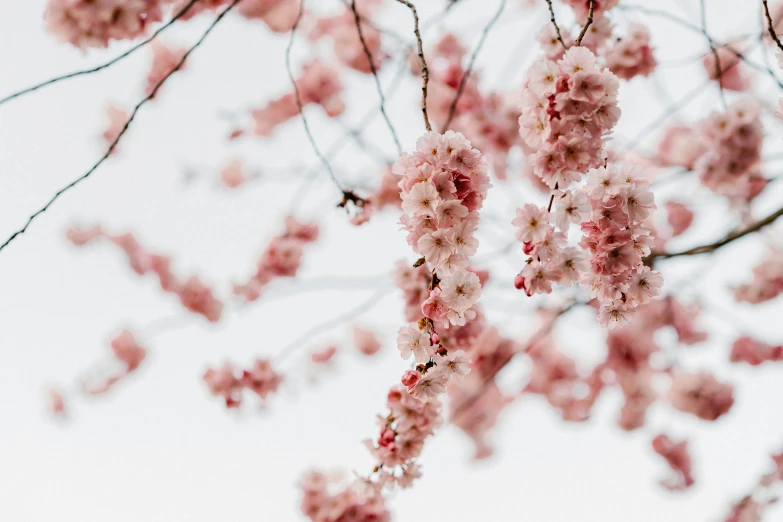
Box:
625;267;663;306
434;350;471;380
452;215;479;258
417;228;455;267
554;190;590;231
396;324;433;363
409;371;448;402
512;203;551;244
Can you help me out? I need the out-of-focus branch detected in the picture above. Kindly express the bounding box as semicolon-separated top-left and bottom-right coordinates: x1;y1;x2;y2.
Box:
648;205;783;261
0;0;241;255
545;0;568;50
395;0;432;131
574;0;595;46
442;0;507;130
700;0;727;109
0;0;201;108
350;0;402;155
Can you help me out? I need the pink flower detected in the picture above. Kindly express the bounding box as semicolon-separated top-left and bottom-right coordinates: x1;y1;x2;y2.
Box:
310;345;337;365
219;160;248;189
417;228;456;267
409;372;448;402
401;181;439;217
110;330;146;372
353;326;382;356
434;350;471;380
512;204;551;244
145;39;187;98
396;324;433;363
177;276;223;323
401;369;421;389
626;267;664;306
440;270;481;313
652;434;695;491
102;105;129;150
666;201;694;237
422;288;448;322
597;302;632;329
668;371;734;421
554;190;590;231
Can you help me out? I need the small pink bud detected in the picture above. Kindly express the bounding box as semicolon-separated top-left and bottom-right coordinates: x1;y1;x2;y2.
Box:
431;333;441;345
514;273;526;290
401;369;421;389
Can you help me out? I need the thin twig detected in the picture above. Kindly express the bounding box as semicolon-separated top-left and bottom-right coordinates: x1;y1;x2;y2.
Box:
285;0;347;195
700;0;727;109
763;0;783;53
350;0;402;155
395;0;432;131
545;0;568;50
648;205;783;261
574;0;595;46
0;0;242;255
0;0;201;108
442;0;507;130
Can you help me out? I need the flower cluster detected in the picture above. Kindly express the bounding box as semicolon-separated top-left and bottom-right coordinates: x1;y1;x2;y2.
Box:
300;471;390;522
233;216;319;302
605;24;657;81
702;42;752;92
731;336;783;365
248;60;344;137
66;226;223;322
722;450;783;522
84;330;147;395
203;358;283;409
694;101;765;200
732;248;783;304
146;39;188;98
668;371;734;421
519;47;621;190
172;0;299;32
308;0;387;74
651;434;695;491
44;0;166;49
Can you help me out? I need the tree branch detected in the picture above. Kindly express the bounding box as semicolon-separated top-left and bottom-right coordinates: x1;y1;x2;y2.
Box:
545;0;568;51
700;0;727;109
0;0;242;255
395;0;432;131
442;0;507;130
574;0;595;46
763;0;783;53
350;0;402;155
0;0;201;108
648;205;783;261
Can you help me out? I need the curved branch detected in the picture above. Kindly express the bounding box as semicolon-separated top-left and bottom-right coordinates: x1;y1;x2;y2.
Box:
763;0;783;53
574;0;595;47
0;0;242;254
0;0;201;108
545;0;568;51
648;205;783;261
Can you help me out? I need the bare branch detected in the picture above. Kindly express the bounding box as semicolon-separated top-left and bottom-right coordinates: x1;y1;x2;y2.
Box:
574;0;595;46
545;0;568;51
0;0;242;255
395;0;432;131
350;0;403;155
763;0;783;53
648;205;783;261
0;0;201;108
700;0;727;109
442;0;507;130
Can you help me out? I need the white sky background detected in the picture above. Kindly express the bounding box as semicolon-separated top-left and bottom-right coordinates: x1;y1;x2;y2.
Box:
2;0;783;520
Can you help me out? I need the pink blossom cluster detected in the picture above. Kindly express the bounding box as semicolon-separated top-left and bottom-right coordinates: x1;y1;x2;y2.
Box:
605;24;657;81
396;130;490;329
44;0;166;49
702;42;752;92
203;358;283;409
732;249;783;304
350;167;402;226
694;101;766;200
66;226;223;322
248;60;344;137
172;0;300;32
145;39;187;98
519;47;621;190
102;105;130;151
364;386;441;487
84;329;147;395
731;336;783;365
665;201;695;237
300;470;390;522
668;370;734;421
651;434;695;491
308;0;387;74
233;216;319;302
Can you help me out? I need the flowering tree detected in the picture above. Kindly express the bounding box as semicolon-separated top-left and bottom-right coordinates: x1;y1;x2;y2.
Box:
5;0;783;520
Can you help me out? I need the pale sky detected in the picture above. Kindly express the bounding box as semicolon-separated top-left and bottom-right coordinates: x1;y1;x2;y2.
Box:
2;1;783;521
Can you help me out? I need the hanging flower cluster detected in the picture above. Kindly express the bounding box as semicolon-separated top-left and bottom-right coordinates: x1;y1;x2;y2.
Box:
203;358;283;409
233;216;319;302
519;46;621;189
66;226;224;322
44;0;167;49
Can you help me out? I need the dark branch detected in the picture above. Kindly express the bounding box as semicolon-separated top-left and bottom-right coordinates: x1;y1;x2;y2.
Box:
395;0;432;132
763;0;783;53
350;0;402;155
574;0;595;46
0;0;201;108
442;0;507;130
0;0;242;255
545;0;568;50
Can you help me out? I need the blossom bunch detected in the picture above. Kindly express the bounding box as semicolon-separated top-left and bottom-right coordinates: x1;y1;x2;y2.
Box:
203;358;283;409
44;0;166;49
605;24;657;80
233;216;319;302
519;46;621;190
66;226;223;322
300;470;390;522
732;248;783;304
249;60;344;137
